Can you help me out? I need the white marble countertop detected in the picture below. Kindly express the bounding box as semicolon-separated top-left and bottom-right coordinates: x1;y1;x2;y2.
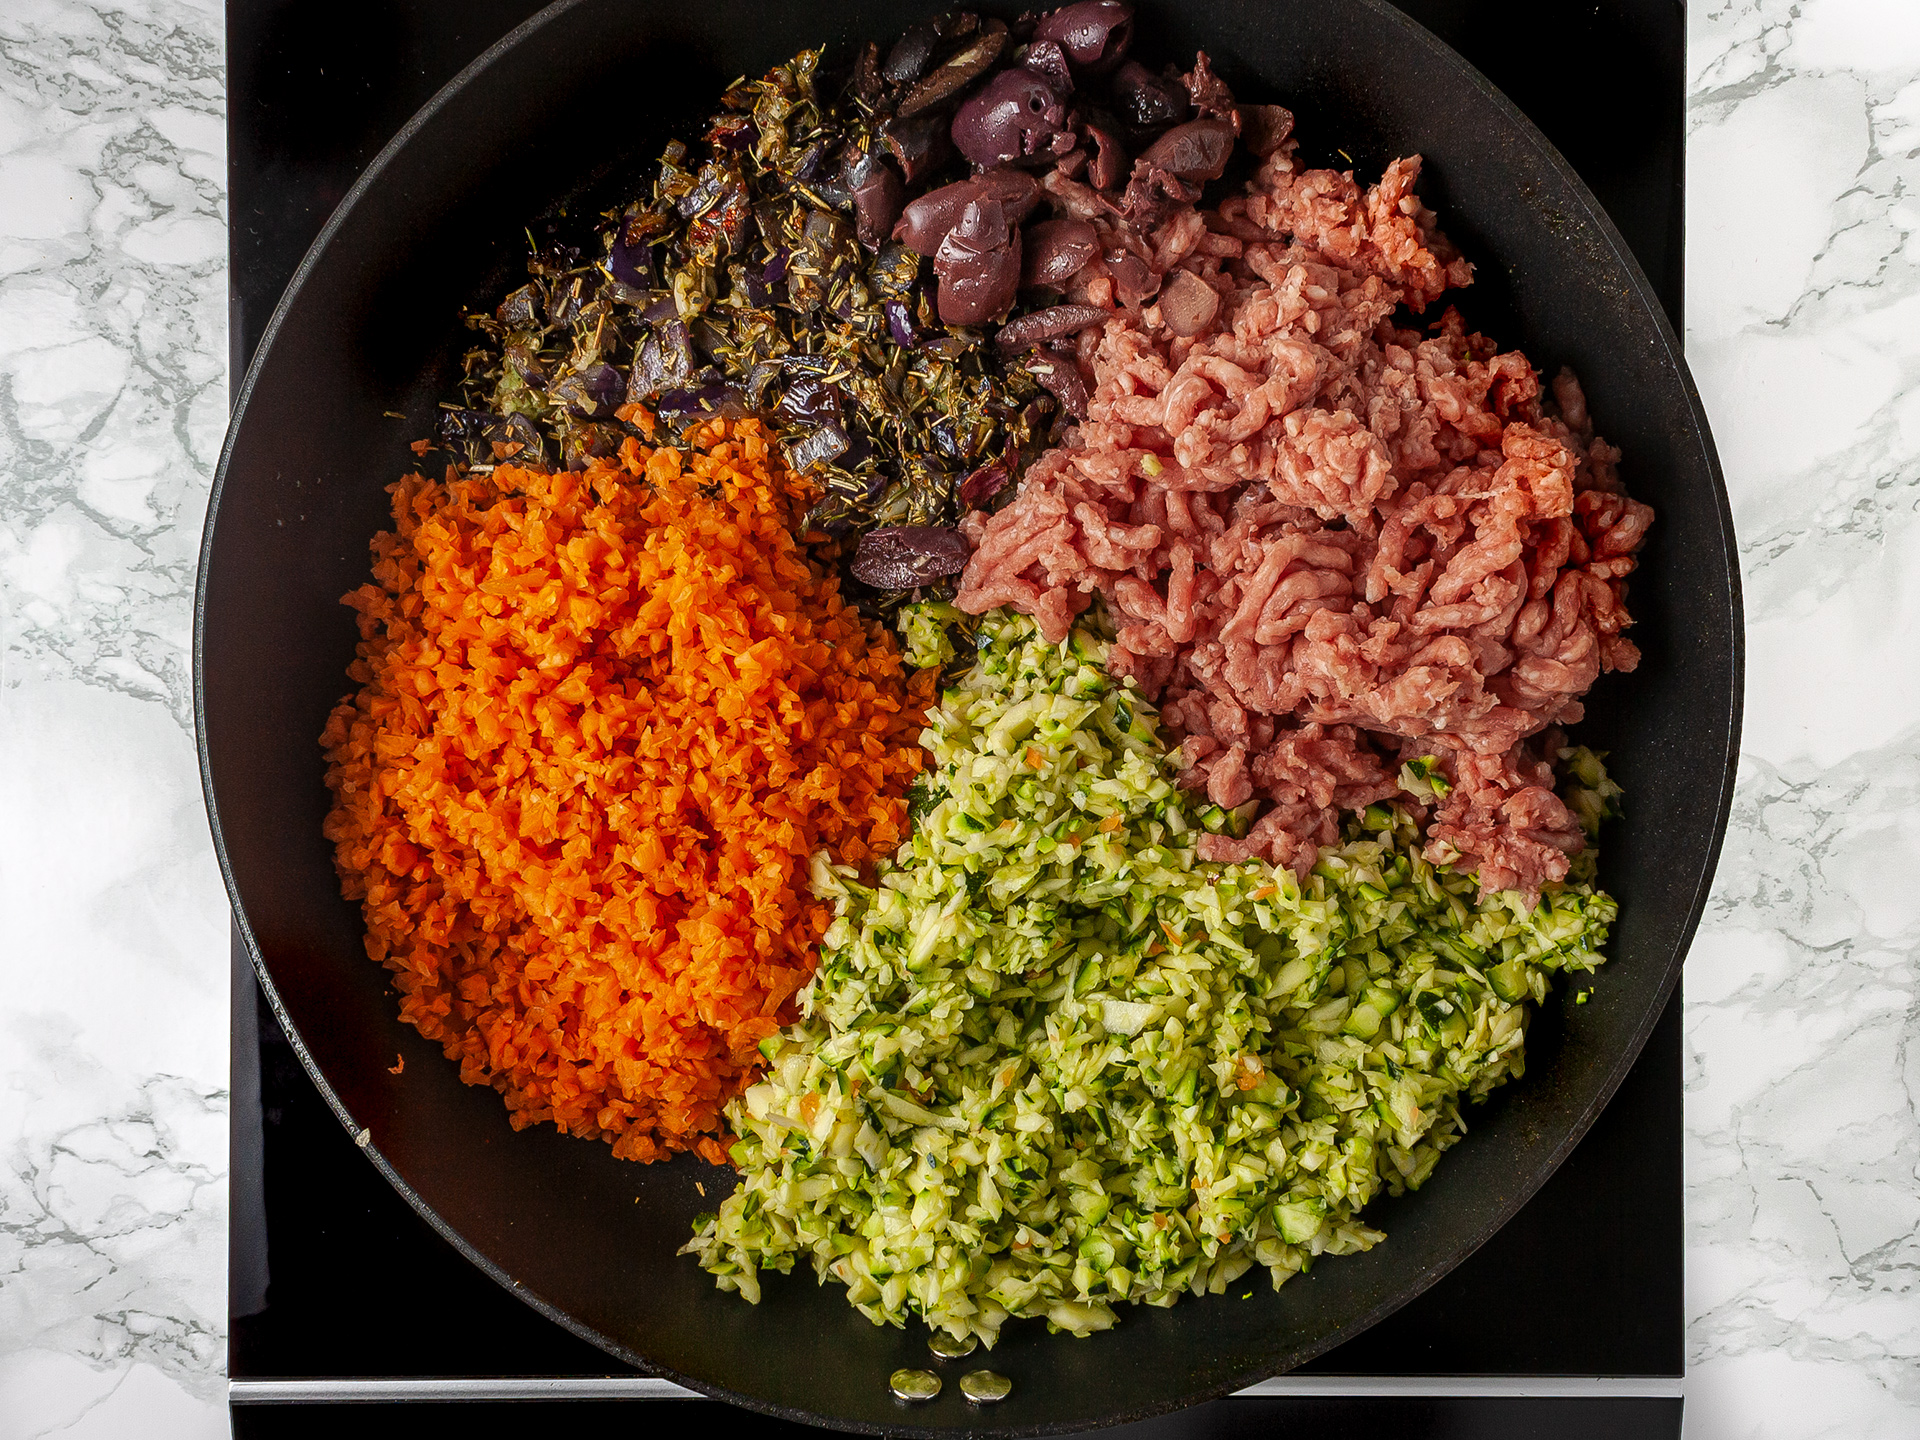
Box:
1;0;1914;1434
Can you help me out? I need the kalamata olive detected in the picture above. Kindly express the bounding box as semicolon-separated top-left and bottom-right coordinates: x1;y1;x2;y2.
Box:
1020;216;1099;288
882;18;943;85
898;31;1007;119
896;183;976;256
844;150;907;249
1033;0;1134;74
994;303;1110;350
850;525;971;589
975;167;1044;222
935;198;1022;326
1240;103;1295;156
894;171;1041;256
1106;252;1157;307
936;11;982;45
1086;122;1128;190
1138;118;1237;182
1157;269;1220;337
1025;348;1090;418
880;110;956;186
948;193;1014;253
1111;60;1189;130
1021;38;1074;91
951;69;1067;168
852;41;885;102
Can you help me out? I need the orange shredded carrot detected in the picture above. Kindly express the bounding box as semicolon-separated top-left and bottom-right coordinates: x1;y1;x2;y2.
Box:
320;417;929;1163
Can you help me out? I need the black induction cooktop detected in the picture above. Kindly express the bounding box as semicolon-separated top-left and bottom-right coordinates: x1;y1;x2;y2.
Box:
225;2;1687;1433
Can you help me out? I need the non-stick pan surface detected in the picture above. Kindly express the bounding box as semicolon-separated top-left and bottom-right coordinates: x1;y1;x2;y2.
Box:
197;0;1740;1431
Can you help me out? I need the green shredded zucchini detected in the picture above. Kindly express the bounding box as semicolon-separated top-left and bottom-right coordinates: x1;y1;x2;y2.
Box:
685;611;1618;1345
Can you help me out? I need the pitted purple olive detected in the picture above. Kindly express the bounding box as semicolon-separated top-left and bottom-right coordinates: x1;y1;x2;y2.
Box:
850;525;971;589
1240;103;1296;156
1157;269;1220;337
1086;123;1128;190
1138;118;1238;182
1025;346;1091;418
881;18;943;86
1020;216;1099;288
945;196;1014;253
1021;38;1074;91
879;110;956;186
973;167;1044;223
994;304;1111;351
894;170;1041;256
843;150;906;249
951;69;1069;168
934;197;1022;327
896;183;978;257
1106;252;1157;307
1032;0;1135;74
1111;60;1189;131
898;31;1007;119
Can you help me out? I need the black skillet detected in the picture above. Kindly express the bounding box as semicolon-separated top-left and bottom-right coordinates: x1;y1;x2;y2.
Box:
196;0;1740;1431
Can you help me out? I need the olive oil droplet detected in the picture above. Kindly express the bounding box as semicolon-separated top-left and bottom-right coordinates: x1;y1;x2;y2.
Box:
890;1368;942;1402
960;1369;1012;1404
929;1331;978;1359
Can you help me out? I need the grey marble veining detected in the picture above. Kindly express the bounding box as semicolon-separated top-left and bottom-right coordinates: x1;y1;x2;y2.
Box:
0;0;1914;1434
0;0;228;1434
1686;1;1920;1435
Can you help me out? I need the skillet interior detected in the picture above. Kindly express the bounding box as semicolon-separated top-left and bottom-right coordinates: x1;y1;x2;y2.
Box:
197;0;1739;1431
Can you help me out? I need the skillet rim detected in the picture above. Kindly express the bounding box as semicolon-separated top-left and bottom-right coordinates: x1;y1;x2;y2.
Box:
196;0;1742;1429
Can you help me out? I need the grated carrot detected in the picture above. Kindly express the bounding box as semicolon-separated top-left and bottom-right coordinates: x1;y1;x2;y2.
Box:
320;417;929;1163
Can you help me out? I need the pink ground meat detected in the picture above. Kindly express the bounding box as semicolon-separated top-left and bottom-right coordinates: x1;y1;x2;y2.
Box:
958;136;1652;899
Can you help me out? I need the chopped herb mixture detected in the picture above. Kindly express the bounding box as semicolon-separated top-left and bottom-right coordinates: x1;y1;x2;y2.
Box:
445;45;1059;614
